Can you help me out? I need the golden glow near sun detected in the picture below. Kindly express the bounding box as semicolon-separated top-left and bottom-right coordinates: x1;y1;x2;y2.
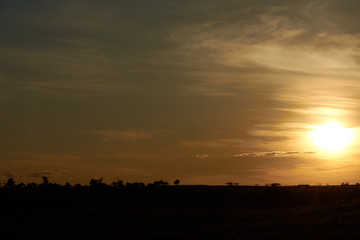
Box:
312;122;355;152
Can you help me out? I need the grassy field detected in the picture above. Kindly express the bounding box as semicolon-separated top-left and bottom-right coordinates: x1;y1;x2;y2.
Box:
2;185;360;239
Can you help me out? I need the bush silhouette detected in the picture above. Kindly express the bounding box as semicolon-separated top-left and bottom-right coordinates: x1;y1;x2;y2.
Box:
5;178;15;187
42;176;49;185
150;180;169;186
89;178;103;187
111;180;124;187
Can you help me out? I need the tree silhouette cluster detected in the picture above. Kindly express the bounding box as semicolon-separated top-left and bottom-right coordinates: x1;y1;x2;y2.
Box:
0;177;181;190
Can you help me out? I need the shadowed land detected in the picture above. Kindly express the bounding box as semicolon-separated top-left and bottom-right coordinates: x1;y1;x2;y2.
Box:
2;179;360;239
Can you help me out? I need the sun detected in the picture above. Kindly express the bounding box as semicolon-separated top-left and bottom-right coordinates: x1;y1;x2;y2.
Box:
311;122;355;152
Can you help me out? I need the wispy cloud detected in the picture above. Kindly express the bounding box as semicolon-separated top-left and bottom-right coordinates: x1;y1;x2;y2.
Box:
233;151;316;158
180;138;246;149
28;170;70;179
1;170;18;178
168;1;360;103
196;154;209;159
28;171;54;178
5;152;84;163
85;129;152;142
24;79;132;96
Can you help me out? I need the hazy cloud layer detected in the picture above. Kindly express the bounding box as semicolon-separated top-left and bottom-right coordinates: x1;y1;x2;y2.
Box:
1;170;17;178
85;129;153;141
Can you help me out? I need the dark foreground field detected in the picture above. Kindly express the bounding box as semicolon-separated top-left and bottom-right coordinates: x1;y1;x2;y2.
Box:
2;185;360;239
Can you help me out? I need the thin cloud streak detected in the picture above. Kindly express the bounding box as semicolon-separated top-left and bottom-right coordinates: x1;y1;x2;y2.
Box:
196;154;209;159
233;151;316;158
85;129;153;142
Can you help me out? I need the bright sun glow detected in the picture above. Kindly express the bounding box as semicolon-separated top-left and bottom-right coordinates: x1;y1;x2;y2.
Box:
312;122;355;152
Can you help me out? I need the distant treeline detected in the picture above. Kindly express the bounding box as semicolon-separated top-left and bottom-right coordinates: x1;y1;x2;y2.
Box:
0;177;181;189
1;176;359;189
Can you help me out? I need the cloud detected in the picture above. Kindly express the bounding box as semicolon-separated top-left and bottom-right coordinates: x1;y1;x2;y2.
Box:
233;151;316;158
1;170;17;178
0;45;135;96
27;169;71;179
24;153;82;162
196;154;209;159
180;138;245;149
85;129;152;142
28;171;54;178
23;79;132;95
167;0;360;100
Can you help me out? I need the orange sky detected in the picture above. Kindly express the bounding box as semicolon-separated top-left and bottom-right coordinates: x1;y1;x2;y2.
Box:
1;0;360;185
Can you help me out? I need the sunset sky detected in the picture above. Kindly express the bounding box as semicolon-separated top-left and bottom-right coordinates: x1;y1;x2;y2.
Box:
2;0;360;185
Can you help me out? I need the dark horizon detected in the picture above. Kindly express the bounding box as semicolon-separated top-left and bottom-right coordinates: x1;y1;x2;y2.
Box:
1;175;358;188
2;177;360;239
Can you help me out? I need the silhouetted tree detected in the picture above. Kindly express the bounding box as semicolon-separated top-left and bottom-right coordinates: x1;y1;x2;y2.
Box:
5;178;15;187
89;178;103;187
64;182;72;188
151;180;169;186
111;180;124;187
174;179;180;186
226;182;234;186
42;176;49;185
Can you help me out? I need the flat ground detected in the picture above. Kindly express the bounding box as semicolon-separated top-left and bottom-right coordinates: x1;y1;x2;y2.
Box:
2;185;360;239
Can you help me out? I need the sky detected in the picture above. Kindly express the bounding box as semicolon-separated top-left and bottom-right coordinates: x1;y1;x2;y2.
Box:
2;0;360;185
